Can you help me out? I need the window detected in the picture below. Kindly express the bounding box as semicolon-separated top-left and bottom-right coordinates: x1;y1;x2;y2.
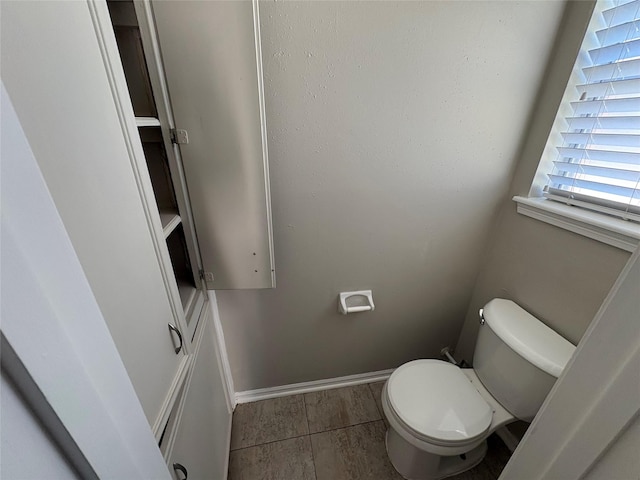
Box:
546;0;640;220
516;0;640;251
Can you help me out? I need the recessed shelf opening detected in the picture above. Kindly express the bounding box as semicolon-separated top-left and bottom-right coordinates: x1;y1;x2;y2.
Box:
166;224;197;313
107;0;157;118
140;127;179;218
108;0;202;323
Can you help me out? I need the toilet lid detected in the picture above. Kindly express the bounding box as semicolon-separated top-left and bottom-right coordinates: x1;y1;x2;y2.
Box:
387;360;492;443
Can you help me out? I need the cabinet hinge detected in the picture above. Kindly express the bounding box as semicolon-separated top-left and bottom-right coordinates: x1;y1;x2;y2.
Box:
200;270;214;283
170;128;189;144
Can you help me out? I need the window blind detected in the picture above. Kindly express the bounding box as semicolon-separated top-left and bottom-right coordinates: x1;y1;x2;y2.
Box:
545;0;640;221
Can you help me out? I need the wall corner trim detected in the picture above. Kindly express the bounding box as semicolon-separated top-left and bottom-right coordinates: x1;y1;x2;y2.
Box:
207;292;237;412
234;369;395;405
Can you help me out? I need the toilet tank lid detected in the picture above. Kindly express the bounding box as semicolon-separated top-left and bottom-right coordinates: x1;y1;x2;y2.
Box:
483;299;576;378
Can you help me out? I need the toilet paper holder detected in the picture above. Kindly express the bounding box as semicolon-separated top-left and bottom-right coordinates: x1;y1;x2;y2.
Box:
339;290;375;315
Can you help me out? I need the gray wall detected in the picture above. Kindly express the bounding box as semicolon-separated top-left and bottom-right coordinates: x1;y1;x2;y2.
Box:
455;0;631;362
217;0;567;391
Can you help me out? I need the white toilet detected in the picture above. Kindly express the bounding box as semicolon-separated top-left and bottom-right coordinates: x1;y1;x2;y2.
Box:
381;298;576;480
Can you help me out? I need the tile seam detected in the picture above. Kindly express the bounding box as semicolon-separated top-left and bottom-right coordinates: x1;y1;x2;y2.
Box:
229;432;312;453
309;419;385;437
367;382;385;419
306;383;383;435
231;418;386;452
302;395;319;480
230;394;310;452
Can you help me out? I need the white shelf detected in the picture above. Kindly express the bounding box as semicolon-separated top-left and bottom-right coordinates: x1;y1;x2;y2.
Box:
159;211;181;238
136;116;161;127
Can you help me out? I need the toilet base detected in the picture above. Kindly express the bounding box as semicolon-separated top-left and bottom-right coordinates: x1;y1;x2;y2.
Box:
386;427;487;480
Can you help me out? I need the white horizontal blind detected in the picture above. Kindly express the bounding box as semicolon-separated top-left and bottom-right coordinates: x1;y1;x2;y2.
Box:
545;0;640;222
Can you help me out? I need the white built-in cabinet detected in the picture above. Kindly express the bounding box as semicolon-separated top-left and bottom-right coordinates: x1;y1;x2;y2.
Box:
101;0;275;477
2;0;272;477
166;308;232;478
109;0;276;292
106;0;206;347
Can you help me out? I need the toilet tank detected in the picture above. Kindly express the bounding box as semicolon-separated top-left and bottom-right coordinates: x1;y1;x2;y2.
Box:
473;299;576;422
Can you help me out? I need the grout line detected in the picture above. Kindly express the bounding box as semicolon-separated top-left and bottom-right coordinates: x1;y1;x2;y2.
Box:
229;432;312;453
309;419;384;437
302;392;312;435
367;382;384;420
302;395;318;480
230;382;511;477
230;418;387;453
230;385;387;457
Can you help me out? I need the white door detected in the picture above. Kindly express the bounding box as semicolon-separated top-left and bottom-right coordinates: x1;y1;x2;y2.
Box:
148;0;275;290
0;82;170;479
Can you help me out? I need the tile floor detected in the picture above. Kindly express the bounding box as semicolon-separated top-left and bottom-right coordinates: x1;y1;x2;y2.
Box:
227;382;512;480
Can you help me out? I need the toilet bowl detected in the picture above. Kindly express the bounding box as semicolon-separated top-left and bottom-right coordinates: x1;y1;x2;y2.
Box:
381;361;515;479
381;299;575;480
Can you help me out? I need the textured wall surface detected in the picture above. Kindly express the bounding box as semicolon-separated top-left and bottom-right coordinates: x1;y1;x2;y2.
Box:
216;0;566;391
455;1;630;363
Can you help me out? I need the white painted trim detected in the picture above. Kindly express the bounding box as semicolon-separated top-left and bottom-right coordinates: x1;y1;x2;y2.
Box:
161;213;182;239
1;334;97;479
545;346;640;477
514;196;640;252
159;378;187;463
235;369;394;405
88;0;190;339
1;82;169;479
151;355;192;441
252;0;276;288
185;290;207;344
162;305;211;464
162;304;232;480
136;116;161;127
208;292;236;412
500;247;640;479
201;305;233;480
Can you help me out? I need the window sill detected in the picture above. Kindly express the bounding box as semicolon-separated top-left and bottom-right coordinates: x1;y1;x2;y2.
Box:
513;196;640;253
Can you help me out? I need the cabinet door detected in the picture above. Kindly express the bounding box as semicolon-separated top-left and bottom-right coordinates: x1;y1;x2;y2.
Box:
170;307;232;480
147;0;275;290
1;0;188;429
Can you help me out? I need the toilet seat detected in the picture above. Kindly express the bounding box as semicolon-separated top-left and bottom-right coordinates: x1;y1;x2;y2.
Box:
386;360;493;446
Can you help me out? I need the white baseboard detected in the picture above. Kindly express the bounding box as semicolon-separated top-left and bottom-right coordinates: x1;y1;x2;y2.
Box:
235;368;394;405
207;289;394;409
